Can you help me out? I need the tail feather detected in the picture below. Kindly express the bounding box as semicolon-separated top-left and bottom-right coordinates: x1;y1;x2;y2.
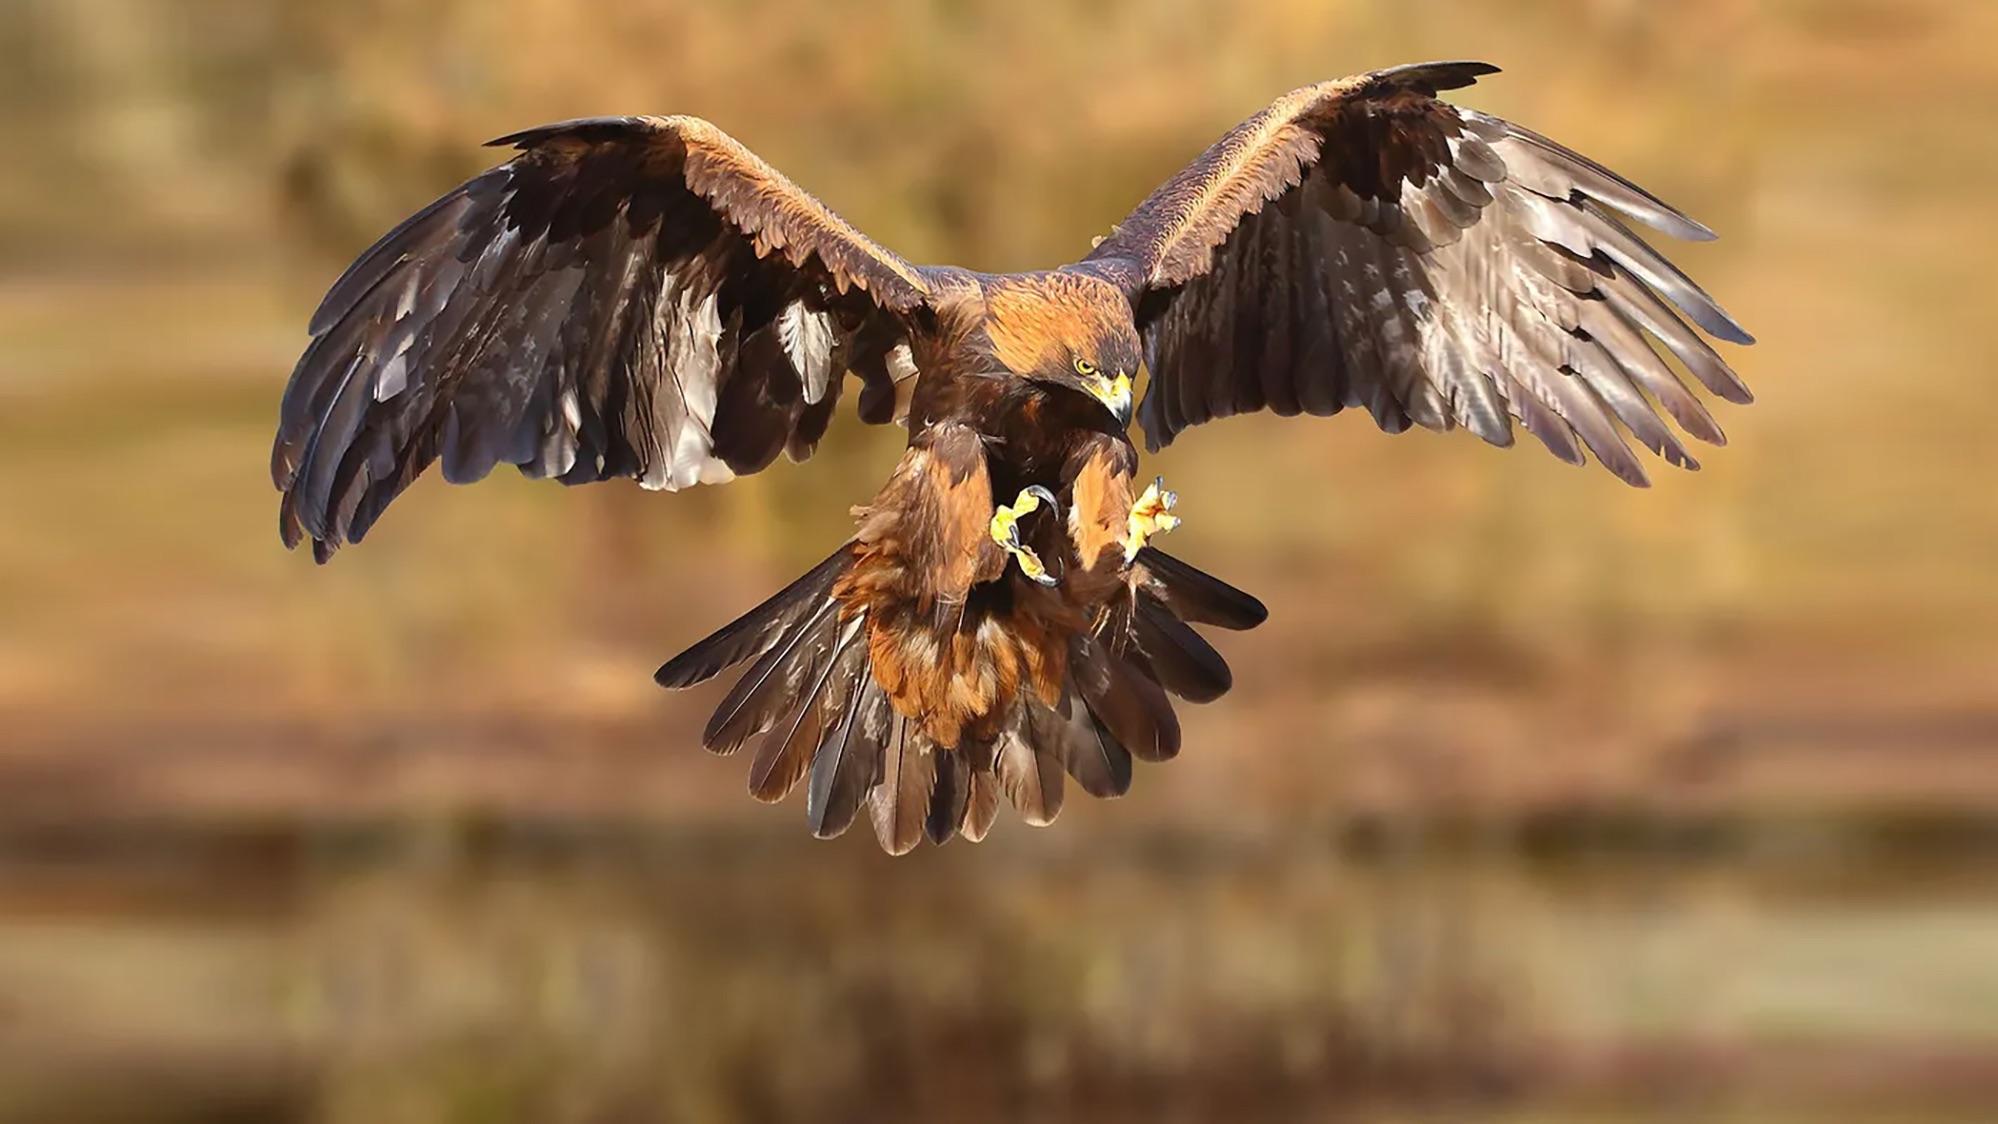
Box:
869;714;936;856
961;768;1000;842
746;616;866;803
1134;547;1267;631
1044;689;1135;799
995;725;1066;827
926;749;970;845
805;680;889;840
1133;595;1232;703
702;596;841;755
655;547;853;688
1070;633;1181;763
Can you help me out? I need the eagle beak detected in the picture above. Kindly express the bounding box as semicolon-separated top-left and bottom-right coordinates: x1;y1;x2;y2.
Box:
1089;372;1134;426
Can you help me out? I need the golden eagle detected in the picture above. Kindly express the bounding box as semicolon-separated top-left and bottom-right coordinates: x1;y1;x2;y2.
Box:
273;62;1752;852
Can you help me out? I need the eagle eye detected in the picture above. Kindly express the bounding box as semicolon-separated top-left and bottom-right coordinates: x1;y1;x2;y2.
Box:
1074;358;1097;376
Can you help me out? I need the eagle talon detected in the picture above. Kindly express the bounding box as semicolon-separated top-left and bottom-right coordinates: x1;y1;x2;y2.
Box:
991;485;1060;586
1122;475;1181;564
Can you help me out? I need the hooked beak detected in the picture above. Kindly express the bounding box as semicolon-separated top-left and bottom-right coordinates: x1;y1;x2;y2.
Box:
1087;372;1134;427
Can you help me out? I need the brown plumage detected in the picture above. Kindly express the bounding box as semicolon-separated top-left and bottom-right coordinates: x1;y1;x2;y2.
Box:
273;61;1752;850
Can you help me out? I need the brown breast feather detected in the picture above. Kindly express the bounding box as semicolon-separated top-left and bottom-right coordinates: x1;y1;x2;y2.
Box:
835;426;1020;747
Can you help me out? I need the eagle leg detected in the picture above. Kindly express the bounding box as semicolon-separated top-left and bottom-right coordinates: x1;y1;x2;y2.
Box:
1122;476;1180;564
990;485;1060;586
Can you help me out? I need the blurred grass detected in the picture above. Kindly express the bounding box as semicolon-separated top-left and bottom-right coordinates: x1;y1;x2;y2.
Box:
2;833;1995;1124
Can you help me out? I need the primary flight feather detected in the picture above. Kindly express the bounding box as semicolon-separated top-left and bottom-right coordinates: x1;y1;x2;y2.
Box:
274;61;1751;852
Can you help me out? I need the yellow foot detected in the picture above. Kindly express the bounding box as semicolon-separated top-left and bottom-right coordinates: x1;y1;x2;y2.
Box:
1122;476;1180;564
990;485;1060;586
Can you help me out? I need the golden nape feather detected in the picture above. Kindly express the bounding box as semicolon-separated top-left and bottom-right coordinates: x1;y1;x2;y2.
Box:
276;60;1748;850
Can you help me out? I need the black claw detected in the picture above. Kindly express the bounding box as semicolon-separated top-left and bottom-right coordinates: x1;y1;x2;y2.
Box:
1024;484;1059;515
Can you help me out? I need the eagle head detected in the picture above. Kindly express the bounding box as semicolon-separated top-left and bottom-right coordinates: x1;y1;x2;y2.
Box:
1056;352;1135;427
982;276;1142;427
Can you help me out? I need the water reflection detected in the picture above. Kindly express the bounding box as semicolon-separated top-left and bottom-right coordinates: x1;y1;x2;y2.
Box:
0;828;1993;1123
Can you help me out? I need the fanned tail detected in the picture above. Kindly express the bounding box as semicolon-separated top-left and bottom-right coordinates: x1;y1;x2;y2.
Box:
986;547;1265;831
656;545;893;842
654;547;856;688
657;544;1265;853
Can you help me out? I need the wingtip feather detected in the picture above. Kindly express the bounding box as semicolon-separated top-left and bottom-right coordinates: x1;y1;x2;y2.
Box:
1377;61;1503;93
482;116;661;149
1709;317;1756;348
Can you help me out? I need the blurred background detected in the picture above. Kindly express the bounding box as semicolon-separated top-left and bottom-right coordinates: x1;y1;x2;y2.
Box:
3;0;1996;1120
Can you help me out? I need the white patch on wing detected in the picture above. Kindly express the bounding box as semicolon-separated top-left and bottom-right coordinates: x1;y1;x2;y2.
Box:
885;341;920;427
1446;129;1508;184
539;415;579;479
466;224;520;296
374;353;409;402
644;282;724;491
778;301;836;404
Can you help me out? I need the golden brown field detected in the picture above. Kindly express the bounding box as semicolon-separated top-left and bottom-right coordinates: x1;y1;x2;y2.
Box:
1;0;1995;1120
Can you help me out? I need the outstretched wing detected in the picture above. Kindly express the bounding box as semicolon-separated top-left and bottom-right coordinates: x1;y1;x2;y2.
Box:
274;116;932;561
1083;61;1753;486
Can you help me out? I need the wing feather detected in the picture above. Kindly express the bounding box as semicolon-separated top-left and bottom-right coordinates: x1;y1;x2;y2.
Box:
275;116;930;559
1083;61;1751;485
